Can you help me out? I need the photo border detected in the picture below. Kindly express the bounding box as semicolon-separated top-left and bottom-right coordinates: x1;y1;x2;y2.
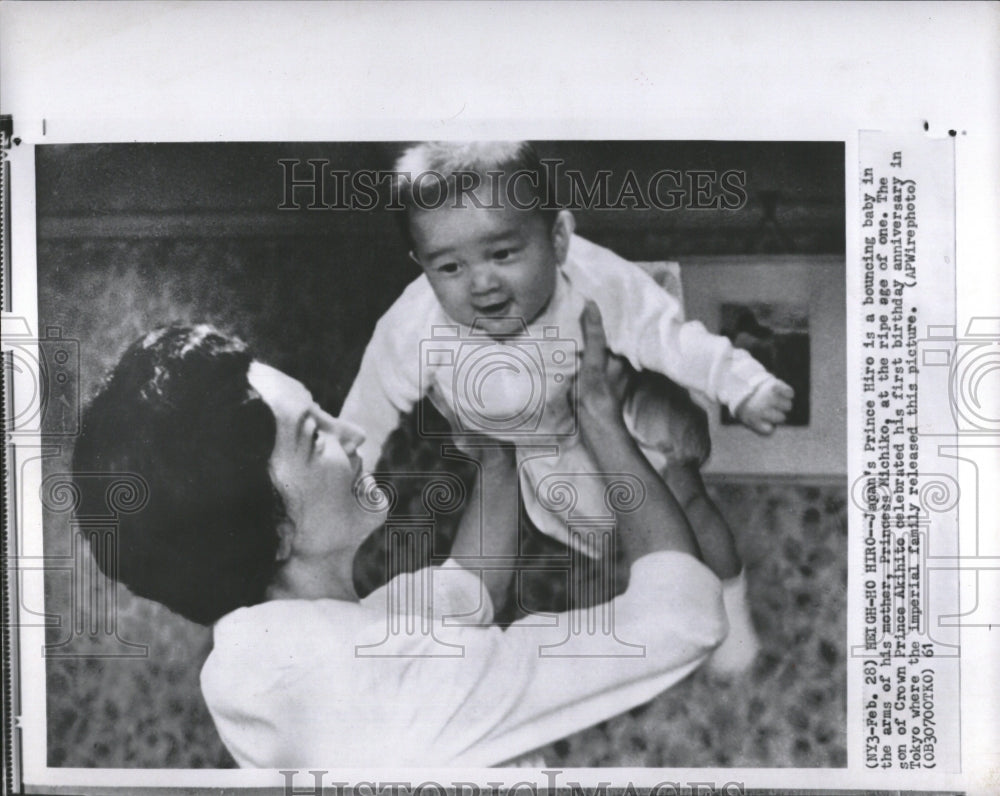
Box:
2;2;997;795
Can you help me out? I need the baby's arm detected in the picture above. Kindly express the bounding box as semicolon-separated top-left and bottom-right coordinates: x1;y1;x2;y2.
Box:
340;283;431;472
568;237;792;430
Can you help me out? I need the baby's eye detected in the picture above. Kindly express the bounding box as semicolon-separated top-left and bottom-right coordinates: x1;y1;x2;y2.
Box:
436;262;460;275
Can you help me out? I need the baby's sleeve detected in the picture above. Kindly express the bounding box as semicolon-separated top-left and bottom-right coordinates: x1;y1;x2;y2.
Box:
569;236;773;413
340;279;432;471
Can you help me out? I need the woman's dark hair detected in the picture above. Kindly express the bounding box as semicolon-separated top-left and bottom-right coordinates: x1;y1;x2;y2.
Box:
72;325;284;625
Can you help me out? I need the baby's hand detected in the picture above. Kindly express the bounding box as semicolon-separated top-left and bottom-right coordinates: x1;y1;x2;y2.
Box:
735;378;794;435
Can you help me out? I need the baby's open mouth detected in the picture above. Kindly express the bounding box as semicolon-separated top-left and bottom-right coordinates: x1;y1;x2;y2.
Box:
475;299;510;315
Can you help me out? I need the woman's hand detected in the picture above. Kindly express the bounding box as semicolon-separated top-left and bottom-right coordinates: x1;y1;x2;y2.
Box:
573;300;701;563
576;301;630;446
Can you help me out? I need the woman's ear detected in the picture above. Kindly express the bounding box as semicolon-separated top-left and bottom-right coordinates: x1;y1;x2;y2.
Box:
550;210;575;265
274;516;295;563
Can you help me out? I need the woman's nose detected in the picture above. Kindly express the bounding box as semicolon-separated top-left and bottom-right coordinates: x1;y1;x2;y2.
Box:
333;417;366;454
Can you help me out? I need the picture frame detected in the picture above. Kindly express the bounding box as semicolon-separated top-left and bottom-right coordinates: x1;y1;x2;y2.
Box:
682;254;846;479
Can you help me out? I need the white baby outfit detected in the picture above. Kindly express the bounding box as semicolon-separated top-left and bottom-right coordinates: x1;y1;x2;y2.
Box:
342;235;774;556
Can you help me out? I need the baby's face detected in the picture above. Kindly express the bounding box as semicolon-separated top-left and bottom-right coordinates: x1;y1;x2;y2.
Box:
409;199;566;338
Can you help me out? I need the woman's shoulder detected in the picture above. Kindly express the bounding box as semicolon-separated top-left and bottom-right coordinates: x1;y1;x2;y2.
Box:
204;598;364;677
200;598;389;722
203;571;488;672
200;597;439;767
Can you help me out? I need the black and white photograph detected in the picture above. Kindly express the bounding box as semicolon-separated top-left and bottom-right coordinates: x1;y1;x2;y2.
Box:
2;3;997;795
34;140;846;769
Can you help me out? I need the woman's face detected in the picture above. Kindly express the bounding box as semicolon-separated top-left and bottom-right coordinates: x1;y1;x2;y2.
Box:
247;362;386;557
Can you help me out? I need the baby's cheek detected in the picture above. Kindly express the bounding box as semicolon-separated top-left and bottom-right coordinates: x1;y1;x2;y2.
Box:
428;278;466;306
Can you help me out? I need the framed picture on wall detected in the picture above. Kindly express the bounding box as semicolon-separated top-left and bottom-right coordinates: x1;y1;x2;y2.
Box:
681;254;846;479
719;300;811;427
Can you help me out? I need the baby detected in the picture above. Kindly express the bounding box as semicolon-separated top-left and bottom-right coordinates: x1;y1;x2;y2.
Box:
342;141;793;671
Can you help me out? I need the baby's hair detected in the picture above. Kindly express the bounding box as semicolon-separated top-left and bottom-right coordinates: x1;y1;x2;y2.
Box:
392;141;558;245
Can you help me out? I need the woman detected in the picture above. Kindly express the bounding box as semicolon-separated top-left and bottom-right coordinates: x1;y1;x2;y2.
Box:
72;302;726;767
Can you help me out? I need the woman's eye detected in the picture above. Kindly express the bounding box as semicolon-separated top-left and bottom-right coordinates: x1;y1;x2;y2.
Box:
493;249;510;261
311;427;323;452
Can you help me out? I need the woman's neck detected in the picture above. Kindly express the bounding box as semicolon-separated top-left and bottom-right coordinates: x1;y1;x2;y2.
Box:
266;547;360;603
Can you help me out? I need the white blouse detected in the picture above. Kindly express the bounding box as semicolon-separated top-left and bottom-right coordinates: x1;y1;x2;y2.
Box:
200;550;726;768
